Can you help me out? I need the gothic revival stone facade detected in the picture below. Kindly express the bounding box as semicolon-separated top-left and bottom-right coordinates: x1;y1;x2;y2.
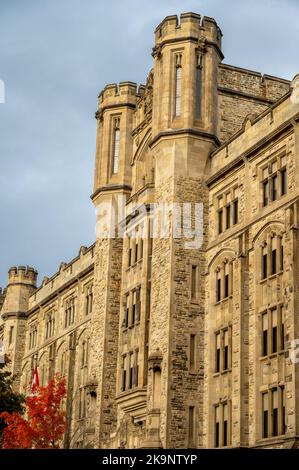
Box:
1;12;299;448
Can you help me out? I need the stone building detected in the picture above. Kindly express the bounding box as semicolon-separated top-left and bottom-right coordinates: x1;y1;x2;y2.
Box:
1;12;299;448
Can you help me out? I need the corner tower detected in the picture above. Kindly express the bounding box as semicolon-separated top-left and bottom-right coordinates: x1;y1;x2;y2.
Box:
144;13;223;448
1;266;37;389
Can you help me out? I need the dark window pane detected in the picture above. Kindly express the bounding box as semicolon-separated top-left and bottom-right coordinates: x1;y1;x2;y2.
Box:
216;348;220;373
223;420;228;447
280;245;284;271
273;408;278;436
233;200;238;225
226;205;231;229
262;330;268;356
215;422;220;448
217;278;221;302
224;346;229;370
218;209;223;234
272;175;278;201
263;181;269;206
281;168;287;196
224;274;229;298
263;411;268;438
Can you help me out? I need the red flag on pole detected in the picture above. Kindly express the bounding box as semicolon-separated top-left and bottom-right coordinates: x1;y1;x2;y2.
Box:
31;365;39;393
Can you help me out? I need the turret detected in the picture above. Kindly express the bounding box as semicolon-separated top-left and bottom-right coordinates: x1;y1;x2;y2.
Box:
151;12;223;172
1;266;38;389
92;81;142;203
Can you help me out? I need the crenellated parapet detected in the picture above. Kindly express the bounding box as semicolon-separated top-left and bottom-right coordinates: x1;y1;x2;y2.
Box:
153;12;222;58
8;266;38;287
96;81;143;121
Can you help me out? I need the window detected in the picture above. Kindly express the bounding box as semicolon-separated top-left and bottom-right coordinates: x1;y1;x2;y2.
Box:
261;237;284;280
190;334;196;371
215;327;232;373
223;330;229;371
64;297;75;328
262;245;268;280
46;312;55;340
195;53;202;119
262;313;268;356
215;261;233;303
121;356;127;392
261;306;285;357
29;323;37;350
188;406;195;447
136;287;141;323
214;402;230;447
224;263;230;299
216;271;221;303
128;237;132;267
233;199;238;225
218;208;223;234
215;333;220;373
9;326;14;345
262;387;285;438
223;403;228;447
112;118;120;174
124;294;129;328
175;54;182;117
215;405;220;448
132;291;136;326
134;238;138;263
262;156;287;207
85;285;93;315
191;265;198;300
216;188;239;235
121;350;139;392
262;393;269;438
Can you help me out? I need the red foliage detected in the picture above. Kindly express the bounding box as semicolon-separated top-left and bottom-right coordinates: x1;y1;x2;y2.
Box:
0;375;66;449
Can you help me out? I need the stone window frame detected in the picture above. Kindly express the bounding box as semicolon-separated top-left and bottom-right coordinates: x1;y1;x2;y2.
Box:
214;324;232;374
261;385;286;439
63;293;76;329
122;286;141;331
259;303;285;359
259;232;284;283
259;152;287;208
214;258;233;304
126;223;145;270
214;400;232;448
194;50;203;120
120;348;139;393
84;282;93;316
215;185;239;236
45;309;55;340
28;322;38;350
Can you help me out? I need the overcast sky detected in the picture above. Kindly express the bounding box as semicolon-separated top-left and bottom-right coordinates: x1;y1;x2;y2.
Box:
0;0;298;288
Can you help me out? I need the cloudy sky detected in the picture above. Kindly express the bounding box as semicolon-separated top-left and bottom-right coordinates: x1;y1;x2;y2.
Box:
0;0;298;287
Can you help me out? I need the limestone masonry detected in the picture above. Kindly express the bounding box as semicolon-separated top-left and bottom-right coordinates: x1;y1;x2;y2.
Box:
1;12;299;448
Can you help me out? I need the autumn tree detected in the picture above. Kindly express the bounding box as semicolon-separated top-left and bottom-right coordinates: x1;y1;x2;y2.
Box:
0;375;66;449
0;357;25;440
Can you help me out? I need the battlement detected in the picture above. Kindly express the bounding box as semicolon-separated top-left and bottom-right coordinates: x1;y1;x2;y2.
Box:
8;266;38;286
98;81;144;111
154;12;222;48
